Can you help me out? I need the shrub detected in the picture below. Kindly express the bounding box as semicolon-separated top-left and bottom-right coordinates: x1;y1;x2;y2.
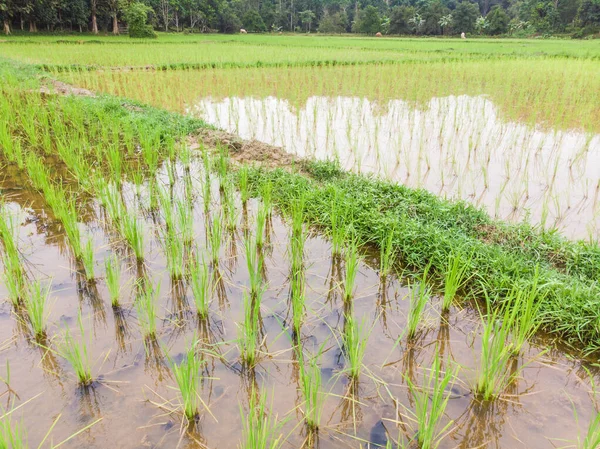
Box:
124;2;157;38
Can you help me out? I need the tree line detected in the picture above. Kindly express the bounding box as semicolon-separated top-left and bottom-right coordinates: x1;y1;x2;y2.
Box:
1;0;599;37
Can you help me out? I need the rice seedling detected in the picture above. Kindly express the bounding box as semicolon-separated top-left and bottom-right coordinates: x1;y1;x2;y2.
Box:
24;281;51;340
442;251;472;312
189;254;211;319
208;213;223;266
255;203;267;249
104;255;122;308
329;194;346;257
136;281;160;340
289;270;305;339
223;180;238;232
245;235;264;301
343;239;361;303
81;237;96;281
296;346;326;433
166;340;204;421
58;313;93;386
161;226;185;280
0;414;26;449
501;267;545;356
239;388;284;449
473;295;517;401
239;165;250;204
379;225;397;280
239;292;260;367
342;314;369;381
406;267;431;340
261;179;273;219
405;351;458;449
120;212;145;262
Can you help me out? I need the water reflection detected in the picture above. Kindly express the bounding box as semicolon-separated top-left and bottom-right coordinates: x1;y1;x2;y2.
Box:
191;95;600;240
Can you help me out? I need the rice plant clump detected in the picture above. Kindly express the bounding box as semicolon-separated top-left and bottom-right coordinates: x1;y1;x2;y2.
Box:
167;341;204;421
58;313;93;386
474;297;517;401
406;268;431;340
406;351;459;449
24;281;51;340
190;254;211;319
136;282;160;340
342;315;369;381
442;251;472;312
297;347;326;433
239;292;260;367
239;389;284;449
343;239;361;303
104;255;122;308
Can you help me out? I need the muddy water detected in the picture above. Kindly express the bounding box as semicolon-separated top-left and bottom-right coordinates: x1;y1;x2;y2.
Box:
189;95;600;241
0;155;598;449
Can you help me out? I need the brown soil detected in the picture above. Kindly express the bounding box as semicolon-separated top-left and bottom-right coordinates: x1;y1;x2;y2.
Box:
39;79;96;97
188;128;300;170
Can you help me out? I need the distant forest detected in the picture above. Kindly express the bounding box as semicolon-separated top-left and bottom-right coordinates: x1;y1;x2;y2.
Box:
1;0;599;37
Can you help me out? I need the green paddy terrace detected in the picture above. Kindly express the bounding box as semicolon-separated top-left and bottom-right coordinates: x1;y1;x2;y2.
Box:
0;35;599;449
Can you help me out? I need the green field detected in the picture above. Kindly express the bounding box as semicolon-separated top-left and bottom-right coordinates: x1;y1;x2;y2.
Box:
0;35;599;449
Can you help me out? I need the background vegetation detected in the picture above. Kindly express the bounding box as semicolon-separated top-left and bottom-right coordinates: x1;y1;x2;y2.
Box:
0;0;599;38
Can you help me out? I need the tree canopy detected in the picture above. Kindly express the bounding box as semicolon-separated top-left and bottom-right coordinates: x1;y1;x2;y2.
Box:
0;0;597;36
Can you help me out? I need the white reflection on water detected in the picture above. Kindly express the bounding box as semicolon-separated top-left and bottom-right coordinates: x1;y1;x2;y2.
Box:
189;95;600;240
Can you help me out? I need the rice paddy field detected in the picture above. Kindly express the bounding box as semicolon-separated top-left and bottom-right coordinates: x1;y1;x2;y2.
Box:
0;34;599;449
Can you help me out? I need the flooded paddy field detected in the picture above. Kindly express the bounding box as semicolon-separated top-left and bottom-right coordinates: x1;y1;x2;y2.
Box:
63;61;600;239
1;36;600;449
